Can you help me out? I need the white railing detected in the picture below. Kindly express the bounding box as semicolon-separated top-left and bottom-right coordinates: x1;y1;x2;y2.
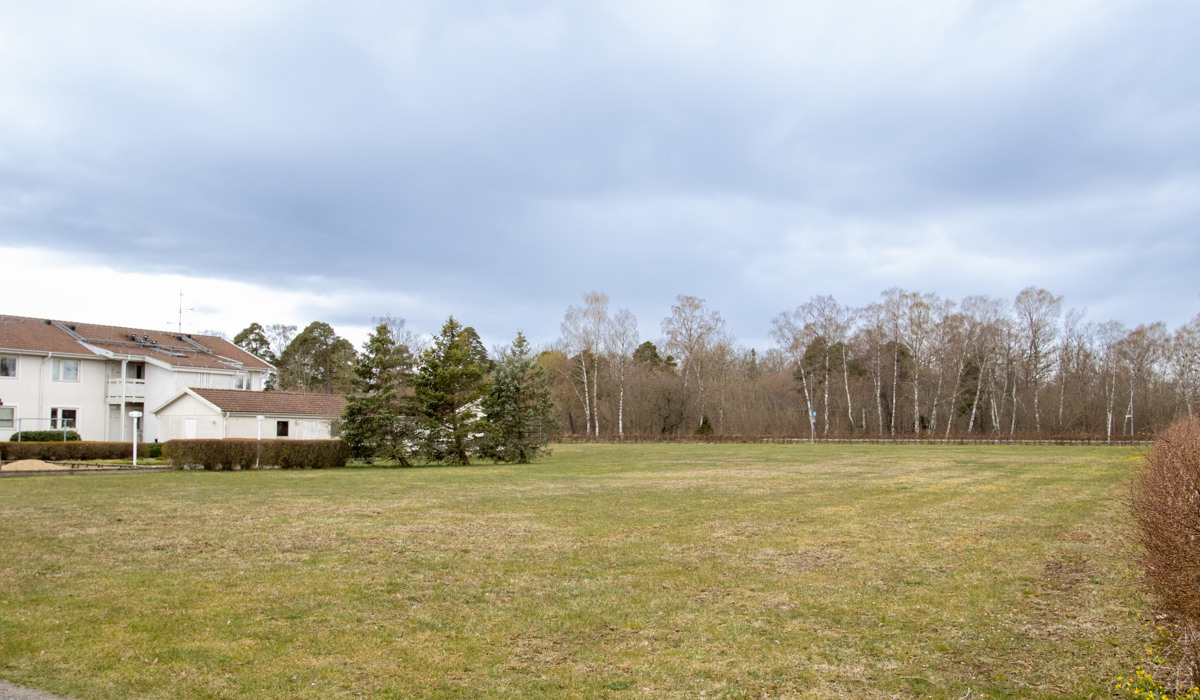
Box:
107;378;146;400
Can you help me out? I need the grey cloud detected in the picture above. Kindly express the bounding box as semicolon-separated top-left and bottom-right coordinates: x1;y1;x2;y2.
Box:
1;1;1198;347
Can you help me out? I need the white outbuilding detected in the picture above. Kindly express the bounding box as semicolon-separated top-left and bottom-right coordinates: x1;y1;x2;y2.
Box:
153;388;346;441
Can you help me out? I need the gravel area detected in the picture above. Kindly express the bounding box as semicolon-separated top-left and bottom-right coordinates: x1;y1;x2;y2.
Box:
0;681;74;700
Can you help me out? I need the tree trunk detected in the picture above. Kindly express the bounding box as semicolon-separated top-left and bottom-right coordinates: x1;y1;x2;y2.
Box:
1033;375;1042;434
617;364;625;439
580;359;592;437
843;351;854;434
912;368;921;435
931;363;945;435
968;354;988;435
890;344;900;436
592;357;600;437
798;367;815;443
822;351;830;437
1009;378;1017;438
874;367;884;438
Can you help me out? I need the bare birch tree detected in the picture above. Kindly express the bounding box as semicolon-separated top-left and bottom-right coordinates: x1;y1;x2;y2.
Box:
770;308;817;441
1170;313;1200;418
1096;321;1128;443
1014;287;1063;434
560;292;610;437
661;295;726;429
1118;323;1169;437
608;308;639;439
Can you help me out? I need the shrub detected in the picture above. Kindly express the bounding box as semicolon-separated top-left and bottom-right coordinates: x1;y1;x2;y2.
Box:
1130;417;1200;691
0;441;157;462
163;440;349;470
9;430;81;442
163;440;257;471
258;440;349;469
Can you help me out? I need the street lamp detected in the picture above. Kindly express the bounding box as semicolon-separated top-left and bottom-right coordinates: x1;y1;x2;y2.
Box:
129;411;143;466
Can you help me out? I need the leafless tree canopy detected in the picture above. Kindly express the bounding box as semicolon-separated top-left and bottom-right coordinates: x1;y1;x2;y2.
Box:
549;287;1200;440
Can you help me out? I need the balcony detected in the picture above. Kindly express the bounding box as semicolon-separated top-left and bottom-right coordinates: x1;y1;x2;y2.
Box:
107;378;146;402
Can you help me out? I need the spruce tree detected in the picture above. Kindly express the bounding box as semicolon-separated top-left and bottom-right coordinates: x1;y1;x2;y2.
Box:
413;317;492;465
340;322;416;464
483;332;557;463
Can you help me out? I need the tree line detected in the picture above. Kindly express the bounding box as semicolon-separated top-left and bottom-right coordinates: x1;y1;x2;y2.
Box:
233;286;1200;443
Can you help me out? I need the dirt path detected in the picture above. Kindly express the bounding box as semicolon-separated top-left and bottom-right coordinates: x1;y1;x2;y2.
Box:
0;681;75;700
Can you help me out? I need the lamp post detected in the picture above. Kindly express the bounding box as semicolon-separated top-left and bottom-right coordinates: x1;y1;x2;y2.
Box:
129;411;143;466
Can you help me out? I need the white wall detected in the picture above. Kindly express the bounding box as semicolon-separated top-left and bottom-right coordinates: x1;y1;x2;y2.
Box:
155;393;224;441
0;352;107;441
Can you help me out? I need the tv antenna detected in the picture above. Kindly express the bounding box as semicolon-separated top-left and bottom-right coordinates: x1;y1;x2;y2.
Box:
175;290;195;334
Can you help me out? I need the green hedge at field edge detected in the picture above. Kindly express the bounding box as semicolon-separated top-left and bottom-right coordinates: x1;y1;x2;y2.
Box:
163;439;349;470
8;430;82;442
0;441;162;461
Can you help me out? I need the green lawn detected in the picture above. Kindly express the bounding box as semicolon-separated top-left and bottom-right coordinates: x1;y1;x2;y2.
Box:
0;444;1147;699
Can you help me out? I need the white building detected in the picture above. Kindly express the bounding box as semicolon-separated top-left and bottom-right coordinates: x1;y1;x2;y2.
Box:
0;314;274;442
154;388;346;441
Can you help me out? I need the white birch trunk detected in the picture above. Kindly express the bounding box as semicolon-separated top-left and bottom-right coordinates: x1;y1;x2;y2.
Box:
843;351;854;433
580;359;592;437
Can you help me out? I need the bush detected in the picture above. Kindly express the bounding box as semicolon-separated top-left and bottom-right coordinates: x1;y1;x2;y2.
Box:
257;440;349;470
0;441;158;462
163;440;349;470
1130;417;1200;690
9;430;81;442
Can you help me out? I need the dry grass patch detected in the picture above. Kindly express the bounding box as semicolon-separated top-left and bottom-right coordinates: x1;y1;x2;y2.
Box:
0;443;1147;698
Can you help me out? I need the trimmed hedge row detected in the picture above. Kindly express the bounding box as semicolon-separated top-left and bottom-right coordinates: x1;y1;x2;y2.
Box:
163;439;349;470
8;430;82;442
0;441;162;461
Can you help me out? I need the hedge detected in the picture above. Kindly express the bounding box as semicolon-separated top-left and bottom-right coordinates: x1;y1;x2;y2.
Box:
163;439;349;470
9;430;82;442
0;441;162;461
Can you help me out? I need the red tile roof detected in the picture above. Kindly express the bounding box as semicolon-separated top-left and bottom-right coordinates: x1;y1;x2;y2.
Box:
0;315;93;355
191;388;346;416
0;315;273;371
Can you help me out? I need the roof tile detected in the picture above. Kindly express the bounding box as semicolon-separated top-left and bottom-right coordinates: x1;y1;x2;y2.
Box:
0;315;273;371
191;388;346;416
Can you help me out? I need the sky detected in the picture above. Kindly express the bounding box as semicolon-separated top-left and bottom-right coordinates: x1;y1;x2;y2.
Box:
2;0;1198;352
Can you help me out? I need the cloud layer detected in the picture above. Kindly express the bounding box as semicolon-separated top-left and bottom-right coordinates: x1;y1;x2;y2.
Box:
2;1;1197;347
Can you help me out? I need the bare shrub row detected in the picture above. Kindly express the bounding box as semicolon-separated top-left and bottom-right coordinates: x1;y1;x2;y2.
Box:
162;439;349;470
1;440;162;461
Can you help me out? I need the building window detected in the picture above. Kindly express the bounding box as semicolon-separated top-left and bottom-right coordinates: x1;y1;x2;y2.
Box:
235;372;250;390
50;407;77;429
276;420;289;437
52;359;80;382
0;406;14;428
1;356;16;378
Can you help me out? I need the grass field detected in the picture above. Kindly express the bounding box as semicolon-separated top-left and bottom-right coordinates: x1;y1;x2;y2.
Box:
0;444;1148;699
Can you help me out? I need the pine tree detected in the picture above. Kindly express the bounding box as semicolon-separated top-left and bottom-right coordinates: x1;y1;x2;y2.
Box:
277;321;357;393
233;322;276;364
340;322;416;464
234;322;279;389
483;332;557;463
413;317;492;465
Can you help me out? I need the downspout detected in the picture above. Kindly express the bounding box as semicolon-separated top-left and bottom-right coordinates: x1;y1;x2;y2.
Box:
120;358;128;442
38;352;53;434
222;412;229;438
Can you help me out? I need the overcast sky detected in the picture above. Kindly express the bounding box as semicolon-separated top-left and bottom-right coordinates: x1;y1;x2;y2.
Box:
2;1;1198;351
